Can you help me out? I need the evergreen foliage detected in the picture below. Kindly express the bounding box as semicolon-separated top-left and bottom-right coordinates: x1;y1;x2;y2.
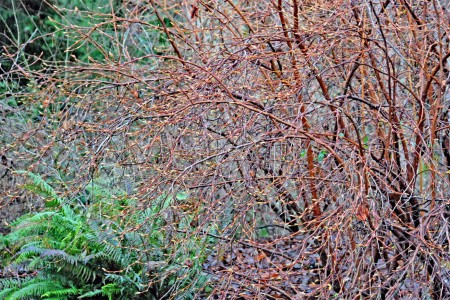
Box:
0;172;211;299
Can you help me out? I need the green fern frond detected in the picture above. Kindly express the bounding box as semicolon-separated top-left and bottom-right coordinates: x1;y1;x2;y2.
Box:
60;262;97;283
104;273;142;290
3;213;82;254
103;242;135;267
101;283;121;300
81;251;109;264
40;248;80;264
41;286;83;298
9;211;57;228
0;277;25;290
0;287;19;300
14;248;41;264
15;171;63;207
6;279;65;300
20;247;97;283
6;213;77;243
78;289;103;298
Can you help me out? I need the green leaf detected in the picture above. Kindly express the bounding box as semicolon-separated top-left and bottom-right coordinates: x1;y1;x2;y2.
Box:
300;150;306;158
317;150;327;163
258;227;270;238
176;191;189;201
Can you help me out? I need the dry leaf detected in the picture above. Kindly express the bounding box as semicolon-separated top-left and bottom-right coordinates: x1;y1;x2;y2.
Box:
255;251;267;262
356;204;369;221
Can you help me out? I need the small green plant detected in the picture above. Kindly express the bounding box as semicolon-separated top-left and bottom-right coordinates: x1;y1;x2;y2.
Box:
0;172;212;299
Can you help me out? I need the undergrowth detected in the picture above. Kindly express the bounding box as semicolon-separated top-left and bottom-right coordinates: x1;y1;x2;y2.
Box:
0;171;211;299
